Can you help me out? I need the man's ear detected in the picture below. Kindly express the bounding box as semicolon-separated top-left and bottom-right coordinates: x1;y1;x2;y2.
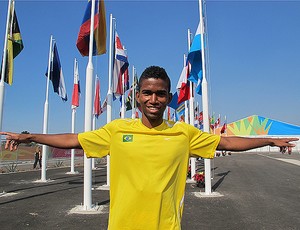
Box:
136;91;140;104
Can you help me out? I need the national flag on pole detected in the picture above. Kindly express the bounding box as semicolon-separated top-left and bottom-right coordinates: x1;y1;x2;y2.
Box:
167;106;171;120
112;31;129;97
176;64;190;104
1;4;24;85
220;116;227;134
71;59;80;108
125;73;138;111
168;92;183;110
76;0;106;56
46;43;67;101
101;96;107;113
187;23;202;95
93;77;101;118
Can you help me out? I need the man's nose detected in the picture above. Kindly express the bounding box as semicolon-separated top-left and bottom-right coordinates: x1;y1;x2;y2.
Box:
149;93;157;103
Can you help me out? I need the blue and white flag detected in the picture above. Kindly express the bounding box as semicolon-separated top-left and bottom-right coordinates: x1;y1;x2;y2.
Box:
187;23;203;95
47;43;67;101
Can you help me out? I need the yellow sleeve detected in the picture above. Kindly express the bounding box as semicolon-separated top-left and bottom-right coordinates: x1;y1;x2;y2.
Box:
78;123;113;158
189;126;220;158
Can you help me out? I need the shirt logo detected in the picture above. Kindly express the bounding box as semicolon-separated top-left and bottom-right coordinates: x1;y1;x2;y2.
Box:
123;135;133;142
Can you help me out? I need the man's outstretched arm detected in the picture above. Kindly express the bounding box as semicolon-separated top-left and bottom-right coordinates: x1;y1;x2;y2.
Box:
217;136;298;154
0;132;82;151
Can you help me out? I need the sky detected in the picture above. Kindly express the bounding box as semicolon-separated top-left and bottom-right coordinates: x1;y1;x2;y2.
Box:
0;0;300;134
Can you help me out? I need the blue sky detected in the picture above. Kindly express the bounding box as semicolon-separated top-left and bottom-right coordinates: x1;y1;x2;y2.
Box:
0;0;300;134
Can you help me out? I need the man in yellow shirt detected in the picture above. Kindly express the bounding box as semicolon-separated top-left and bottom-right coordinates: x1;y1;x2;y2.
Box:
1;66;298;229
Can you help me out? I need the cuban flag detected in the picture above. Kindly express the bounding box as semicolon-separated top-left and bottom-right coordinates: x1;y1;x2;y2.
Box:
187;23;203;95
112;31;129;97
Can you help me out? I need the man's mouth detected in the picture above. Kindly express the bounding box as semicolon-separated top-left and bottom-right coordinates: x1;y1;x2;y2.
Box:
147;106;160;112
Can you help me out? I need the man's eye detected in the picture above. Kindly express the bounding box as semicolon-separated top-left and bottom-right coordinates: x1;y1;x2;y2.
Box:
156;92;167;97
143;91;151;96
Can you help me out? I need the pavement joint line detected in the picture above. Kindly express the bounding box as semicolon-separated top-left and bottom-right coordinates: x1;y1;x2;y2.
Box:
192;191;224;198
257;154;300;166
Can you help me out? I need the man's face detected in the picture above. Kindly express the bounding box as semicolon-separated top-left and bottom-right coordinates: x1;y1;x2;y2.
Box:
136;78;172;127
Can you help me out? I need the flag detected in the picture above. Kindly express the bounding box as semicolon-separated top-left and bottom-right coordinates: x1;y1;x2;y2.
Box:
187;23;203;95
167;107;171;120
214;115;220;129
101;96;107;113
220;116;227;134
112;31;129;97
1;5;24;85
93;77;101;118
125;90;133;111
176;103;185;118
168;92;181;110
46;43;67;101
76;0;106;56
209;114;215;130
125;73;138;111
71;59;80;108
176;64;190;104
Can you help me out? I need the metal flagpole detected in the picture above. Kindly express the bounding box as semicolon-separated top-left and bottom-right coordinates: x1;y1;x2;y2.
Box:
183;54;189;124
0;0;13;132
83;0;96;210
92;75;98;169
105;13;115;187
120;45;126;118
40;35;53;182
188;28;196;179
131;65;136;119
198;0;212;195
69;58;78;174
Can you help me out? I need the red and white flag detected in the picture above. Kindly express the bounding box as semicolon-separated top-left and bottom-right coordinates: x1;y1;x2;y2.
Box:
176;64;190;104
112;32;129;97
93;77;101;118
71;58;80;108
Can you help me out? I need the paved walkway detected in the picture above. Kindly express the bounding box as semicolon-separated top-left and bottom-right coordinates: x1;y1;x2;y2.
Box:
0;152;299;230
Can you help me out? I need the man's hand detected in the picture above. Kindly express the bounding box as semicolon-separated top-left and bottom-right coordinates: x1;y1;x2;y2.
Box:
0;132;31;151
270;138;298;154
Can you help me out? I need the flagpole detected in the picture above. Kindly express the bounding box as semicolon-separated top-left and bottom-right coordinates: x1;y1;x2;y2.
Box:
82;0;96;211
131;65;136;119
187;28;196;179
92;75;98;169
0;0;13;132
70;58;78;174
183;54;189;124
120;45;126;118
105;13;115;187
40;35;53;182
198;0;212;195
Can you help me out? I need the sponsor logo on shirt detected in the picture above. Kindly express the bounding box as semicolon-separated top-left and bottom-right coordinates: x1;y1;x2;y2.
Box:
123;134;133;142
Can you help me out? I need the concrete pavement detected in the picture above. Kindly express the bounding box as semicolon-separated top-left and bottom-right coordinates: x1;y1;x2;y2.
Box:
0;152;299;230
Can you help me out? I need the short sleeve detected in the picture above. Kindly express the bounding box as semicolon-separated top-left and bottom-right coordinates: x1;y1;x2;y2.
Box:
78;123;113;158
189;126;221;158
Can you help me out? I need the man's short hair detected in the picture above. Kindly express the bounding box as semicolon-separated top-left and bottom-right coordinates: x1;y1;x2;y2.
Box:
138;66;171;92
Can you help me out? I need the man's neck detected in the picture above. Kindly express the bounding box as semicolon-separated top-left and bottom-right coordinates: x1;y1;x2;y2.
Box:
141;117;164;129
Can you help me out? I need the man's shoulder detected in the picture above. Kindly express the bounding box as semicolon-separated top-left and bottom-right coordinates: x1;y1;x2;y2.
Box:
107;118;139;128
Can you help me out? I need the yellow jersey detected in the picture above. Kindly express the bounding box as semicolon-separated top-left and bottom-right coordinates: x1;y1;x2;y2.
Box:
78;119;220;230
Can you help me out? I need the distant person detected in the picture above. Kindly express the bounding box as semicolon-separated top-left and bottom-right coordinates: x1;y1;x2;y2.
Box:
1;66;298;229
33;146;42;169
